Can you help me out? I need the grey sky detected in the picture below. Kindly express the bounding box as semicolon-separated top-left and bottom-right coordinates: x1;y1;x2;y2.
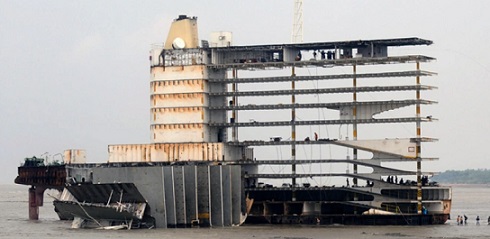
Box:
1;0;489;184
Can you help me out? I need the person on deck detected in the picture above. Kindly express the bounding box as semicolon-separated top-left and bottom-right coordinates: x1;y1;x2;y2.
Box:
295;51;302;61
327;51;333;60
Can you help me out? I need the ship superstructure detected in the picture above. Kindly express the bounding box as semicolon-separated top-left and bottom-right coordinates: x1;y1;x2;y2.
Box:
15;15;451;228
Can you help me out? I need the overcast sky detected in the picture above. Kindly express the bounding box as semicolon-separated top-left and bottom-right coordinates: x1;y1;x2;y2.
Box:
1;0;489;184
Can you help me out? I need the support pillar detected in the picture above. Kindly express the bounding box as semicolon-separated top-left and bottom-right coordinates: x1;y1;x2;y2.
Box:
291;66;296;201
352;64;359;211
416;61;423;214
231;68;238;142
352;64;358;187
28;186;46;220
28;186;38;220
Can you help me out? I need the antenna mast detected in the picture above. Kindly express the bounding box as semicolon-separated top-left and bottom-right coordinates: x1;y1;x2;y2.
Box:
292;0;303;43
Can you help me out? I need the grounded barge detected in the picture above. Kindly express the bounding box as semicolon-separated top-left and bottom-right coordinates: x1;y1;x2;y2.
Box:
15;15;451;228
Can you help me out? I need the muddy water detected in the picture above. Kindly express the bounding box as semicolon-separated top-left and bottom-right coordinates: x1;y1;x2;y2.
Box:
1;184;489;239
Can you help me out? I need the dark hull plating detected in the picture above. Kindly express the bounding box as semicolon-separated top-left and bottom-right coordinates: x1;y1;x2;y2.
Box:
246;214;449;225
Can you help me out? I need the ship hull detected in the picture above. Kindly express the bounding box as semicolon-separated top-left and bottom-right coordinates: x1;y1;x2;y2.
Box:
245;185;452;226
246;213;449;225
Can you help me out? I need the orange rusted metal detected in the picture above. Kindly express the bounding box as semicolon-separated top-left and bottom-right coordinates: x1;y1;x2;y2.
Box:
15;165;66;188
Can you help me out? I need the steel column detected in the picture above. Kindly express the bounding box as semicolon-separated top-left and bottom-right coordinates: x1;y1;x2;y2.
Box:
291;66;297;200
416;61;423;214
352;64;358;187
232;68;238;142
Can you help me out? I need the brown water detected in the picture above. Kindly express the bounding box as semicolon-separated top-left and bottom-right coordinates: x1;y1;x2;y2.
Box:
1;184;489;239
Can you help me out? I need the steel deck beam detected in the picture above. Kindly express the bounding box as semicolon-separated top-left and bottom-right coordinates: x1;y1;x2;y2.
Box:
209;85;436;97
209;99;436;111
207;117;435;128
207;55;435;70
210;37;432;52
207;70;435;84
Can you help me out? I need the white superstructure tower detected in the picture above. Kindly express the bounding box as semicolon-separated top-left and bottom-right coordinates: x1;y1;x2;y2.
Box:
150;16;223;143
107;15;249;163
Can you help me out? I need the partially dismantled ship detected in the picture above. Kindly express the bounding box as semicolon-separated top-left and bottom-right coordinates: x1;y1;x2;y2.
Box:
15;15;451;228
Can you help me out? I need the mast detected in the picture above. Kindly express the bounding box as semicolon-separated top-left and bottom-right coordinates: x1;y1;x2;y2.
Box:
292;0;303;43
291;0;303;194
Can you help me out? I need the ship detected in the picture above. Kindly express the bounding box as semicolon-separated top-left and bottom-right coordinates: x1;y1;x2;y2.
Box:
15;15;451;228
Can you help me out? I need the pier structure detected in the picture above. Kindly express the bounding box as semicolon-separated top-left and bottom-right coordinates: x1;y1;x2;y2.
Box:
14;150;85;220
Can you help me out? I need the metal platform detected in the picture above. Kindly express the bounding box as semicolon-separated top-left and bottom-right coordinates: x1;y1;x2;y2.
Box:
210;37;433;52
206;70;435;84
209;99;435;111
207;55;435;70
208;117;435;128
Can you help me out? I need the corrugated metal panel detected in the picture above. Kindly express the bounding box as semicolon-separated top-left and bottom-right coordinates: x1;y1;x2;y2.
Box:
151;79;205;94
153;107;205;124
152;124;207;143
151;65;205;81
66;183;146;203
210;166;223;226
107;143;243;163
91;165;245;228
63;149;86;164
151;93;206;107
